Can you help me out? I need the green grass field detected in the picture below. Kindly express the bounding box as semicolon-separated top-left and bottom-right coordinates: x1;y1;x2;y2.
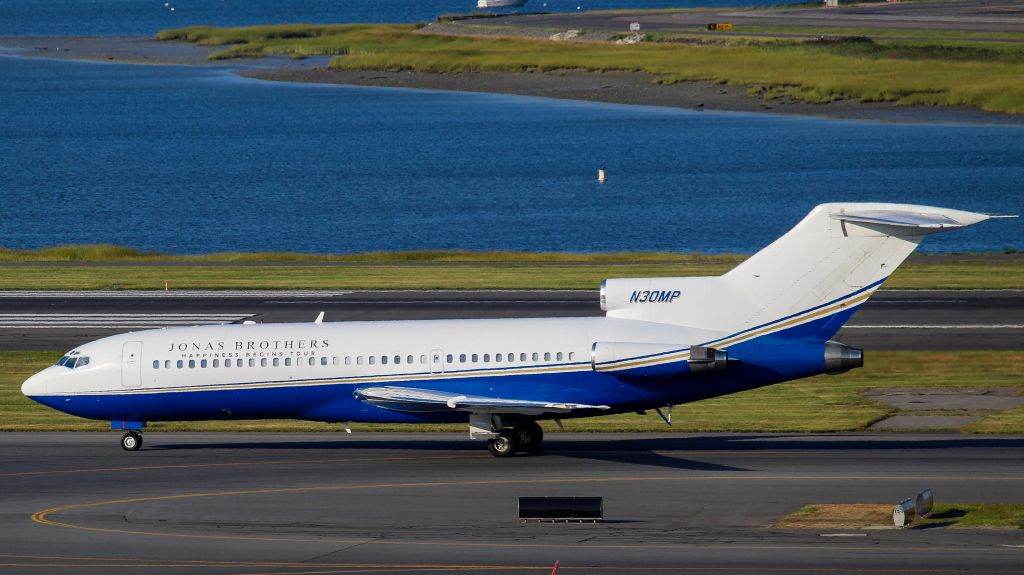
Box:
0;245;1021;289
157;22;1024;113
4;350;1021;433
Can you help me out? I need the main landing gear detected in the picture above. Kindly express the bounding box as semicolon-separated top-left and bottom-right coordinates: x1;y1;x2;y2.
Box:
120;430;143;451
487;421;543;458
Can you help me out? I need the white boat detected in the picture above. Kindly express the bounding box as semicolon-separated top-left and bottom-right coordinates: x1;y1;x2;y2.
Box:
476;0;528;8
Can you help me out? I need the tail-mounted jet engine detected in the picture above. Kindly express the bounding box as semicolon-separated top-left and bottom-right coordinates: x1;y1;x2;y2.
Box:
824;340;863;374
591;341;727;378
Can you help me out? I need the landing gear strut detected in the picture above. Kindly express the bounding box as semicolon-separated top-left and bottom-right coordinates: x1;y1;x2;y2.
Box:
120;430;143;451
486;421;544;457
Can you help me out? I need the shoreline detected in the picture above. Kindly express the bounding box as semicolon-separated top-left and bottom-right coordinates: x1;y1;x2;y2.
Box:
3;34;1023;125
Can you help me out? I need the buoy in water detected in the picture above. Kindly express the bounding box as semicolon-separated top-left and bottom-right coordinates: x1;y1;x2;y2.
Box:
597;168;607;183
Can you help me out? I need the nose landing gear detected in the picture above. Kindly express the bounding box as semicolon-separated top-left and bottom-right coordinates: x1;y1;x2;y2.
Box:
120;431;143;451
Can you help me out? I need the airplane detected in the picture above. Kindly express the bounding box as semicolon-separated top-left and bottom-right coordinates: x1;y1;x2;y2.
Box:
21;203;1011;456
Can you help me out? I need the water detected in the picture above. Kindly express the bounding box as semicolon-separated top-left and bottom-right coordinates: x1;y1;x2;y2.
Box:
0;0;799;36
1;56;1021;254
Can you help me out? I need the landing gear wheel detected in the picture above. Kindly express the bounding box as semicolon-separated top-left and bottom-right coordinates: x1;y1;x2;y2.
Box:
514;421;544;453
120;431;142;451
487;430;517;457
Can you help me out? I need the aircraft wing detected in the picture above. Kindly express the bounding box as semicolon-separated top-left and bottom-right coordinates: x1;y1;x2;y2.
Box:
354;386;610;415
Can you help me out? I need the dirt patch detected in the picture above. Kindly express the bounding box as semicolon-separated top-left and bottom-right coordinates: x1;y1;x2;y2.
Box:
774;504;893;529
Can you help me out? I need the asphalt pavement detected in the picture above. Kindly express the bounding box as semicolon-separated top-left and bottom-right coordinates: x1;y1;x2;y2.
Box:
0;289;1020;351
1;432;1022;574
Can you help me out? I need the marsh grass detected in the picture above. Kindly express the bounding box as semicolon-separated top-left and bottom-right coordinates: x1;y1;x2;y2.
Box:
3;351;1021;433
158;23;1024;113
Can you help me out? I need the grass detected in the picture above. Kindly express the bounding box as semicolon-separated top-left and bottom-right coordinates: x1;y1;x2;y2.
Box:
3;351;1021;433
157;23;1024;113
778;502;1024;529
0;245;1022;289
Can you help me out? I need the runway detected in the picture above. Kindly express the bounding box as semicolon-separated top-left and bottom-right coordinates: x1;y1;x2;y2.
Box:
1;432;1022;574
0;289;1021;351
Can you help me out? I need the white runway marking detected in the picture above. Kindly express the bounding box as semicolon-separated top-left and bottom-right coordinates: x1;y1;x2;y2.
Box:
0;314;254;328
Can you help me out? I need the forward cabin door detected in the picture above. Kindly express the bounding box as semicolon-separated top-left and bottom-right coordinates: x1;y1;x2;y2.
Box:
430;349;445;374
121;341;143;388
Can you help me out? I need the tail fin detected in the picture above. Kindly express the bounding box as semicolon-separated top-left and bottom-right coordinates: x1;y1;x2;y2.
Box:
603;203;1004;340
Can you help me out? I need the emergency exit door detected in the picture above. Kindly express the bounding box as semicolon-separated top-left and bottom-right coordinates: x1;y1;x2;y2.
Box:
121;341;143;388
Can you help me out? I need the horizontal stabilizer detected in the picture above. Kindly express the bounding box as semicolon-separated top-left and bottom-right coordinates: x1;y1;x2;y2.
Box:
830;208;996;234
354;386;609;415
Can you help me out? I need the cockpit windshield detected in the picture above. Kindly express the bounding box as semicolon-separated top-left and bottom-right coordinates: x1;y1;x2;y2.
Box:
56;352;89;369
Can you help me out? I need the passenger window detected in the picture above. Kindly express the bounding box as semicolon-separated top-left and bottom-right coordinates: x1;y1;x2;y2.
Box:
248;358;255;367
164;360;171;369
261;358;267;367
321;356;328;366
333;357;340;366
358;356;365;365
369;356;376;365
284;357;291;366
176;360;183;368
520;353;527;362
569;352;575;361
483;354;490;363
544;352;551;361
420;355;427;364
236;359;243;367
345;356;352;365
556;352;563;361
407;355;414;364
224;359;231;369
273;358;279;367
213;359;220;368
394;355;400;365
495;353;502;362
152;360;159;369
472;354;478;362
446;354;453;363
532;352;539;361
382;356;388;365
308;357;315;366
459;354;466;363
201;359;208;368
189;360;196;369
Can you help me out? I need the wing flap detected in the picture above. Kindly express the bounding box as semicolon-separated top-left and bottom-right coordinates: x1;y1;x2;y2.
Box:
354;386;609;415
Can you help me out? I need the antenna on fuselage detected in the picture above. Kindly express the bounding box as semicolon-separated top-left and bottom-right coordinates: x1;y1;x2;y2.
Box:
314;311;325;324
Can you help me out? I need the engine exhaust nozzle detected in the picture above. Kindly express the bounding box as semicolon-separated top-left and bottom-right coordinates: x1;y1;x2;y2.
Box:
824;340;863;375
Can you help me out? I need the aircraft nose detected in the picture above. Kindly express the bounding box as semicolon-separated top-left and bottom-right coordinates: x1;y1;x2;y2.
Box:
21;369;49;397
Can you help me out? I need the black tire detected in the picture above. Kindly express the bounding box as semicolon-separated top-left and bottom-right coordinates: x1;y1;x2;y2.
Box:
487;430;517;457
120;431;142;452
515;421;544;453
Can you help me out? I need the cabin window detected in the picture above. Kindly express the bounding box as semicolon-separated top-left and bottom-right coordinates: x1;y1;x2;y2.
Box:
308;357;315;366
213;359;220;368
285;357;292;366
483;354;490;363
152;360;159;369
333;357;340;366
381;356;388;365
394;355;401;365
201;359;208;368
569;352;575;361
224;360;230;369
471;354;478;362
177;359;184;369
358;356;365;365
247;358;254;367
420;355;427;364
164;360;171;369
532;352;539;361
273;358;279;367
495;353;502;363
520;353;527;362
260;358;266;367
188;360;196;369
446;354;453;363
321;356;328;366
407;355;414;364
544;352;551;361
556;352;563;361
459;354;466;363
345;356;352;365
